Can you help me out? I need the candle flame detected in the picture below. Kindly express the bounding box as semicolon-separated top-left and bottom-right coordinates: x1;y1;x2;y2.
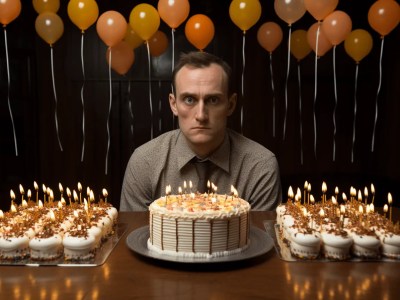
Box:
288;186;294;199
335;186;339;194
364;187;368;197
332;196;337;205
34;181;38;190
322;182;327;193
383;204;388;213
388;192;393;204
59;183;63;193
358;205;363;214
189;181;193;189
90;190;94;202
27;189;32;198
102;188;108;197
304;181;308;189
11;203;17;212
58;201;62;209
77;182;82;191
42;184;46;193
10;189;15;200
22;199;28;207
67;187;71;197
19;184;24;194
50;210;56;221
183;181;187;189
178;186;182;194
357;190;362;201
38;200;43;207
0;210;3;218
371;183;375;194
319;209;325;217
342;192;347;201
310;195;315;204
307;183;311;192
73;190;78;201
340;205;346;214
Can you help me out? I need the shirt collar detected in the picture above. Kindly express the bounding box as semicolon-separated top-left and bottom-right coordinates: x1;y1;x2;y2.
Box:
175;130;230;173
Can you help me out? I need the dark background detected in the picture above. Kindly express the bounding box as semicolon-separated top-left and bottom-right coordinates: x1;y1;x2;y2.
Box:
1;0;399;210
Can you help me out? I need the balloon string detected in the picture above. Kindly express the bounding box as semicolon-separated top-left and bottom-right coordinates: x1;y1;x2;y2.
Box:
158;80;162;132
128;80;134;136
240;34;245;134
105;48;112;175
313;23;321;159
50;46;63;152
283;25;292;140
297;62;303;165
371;38;384;152
171;29;175;129
269;52;276;138
146;42;154;140
332;45;337;162
3;27;18;156
80;32;86;162
351;64;359;163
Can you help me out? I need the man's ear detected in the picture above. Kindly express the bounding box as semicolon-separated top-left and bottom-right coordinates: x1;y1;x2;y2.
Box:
169;93;178;116
227;93;237;116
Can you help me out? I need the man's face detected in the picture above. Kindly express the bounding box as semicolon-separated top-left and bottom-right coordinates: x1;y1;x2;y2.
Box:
169;63;236;157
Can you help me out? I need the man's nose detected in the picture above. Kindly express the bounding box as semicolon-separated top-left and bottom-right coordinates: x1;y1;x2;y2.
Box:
195;101;208;121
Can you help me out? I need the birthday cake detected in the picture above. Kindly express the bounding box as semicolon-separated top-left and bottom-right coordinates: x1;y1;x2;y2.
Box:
148;186;251;258
276;183;400;260
0;183;118;262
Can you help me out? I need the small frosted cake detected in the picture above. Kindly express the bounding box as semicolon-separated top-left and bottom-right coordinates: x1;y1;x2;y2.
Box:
148;192;251;258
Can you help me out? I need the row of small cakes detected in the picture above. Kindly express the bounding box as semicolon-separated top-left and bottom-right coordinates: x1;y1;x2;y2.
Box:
0;200;118;261
276;199;400;260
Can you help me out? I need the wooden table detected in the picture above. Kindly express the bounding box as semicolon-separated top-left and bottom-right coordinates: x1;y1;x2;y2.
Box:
1;211;399;299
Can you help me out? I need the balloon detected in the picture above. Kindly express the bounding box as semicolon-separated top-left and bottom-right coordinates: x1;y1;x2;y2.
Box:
33;0;60;14
229;0;262;32
344;29;373;63
257;22;283;53
304;0;338;21
124;26;144;50
368;0;400;37
96;11;128;47
129;3;160;41
307;22;332;57
185;14;215;50
274;0;306;25
0;0;21;25
106;41;135;75
290;29;312;61
148;30;169;57
35;12;64;46
158;0;190;29
67;0;99;31
322;10;352;45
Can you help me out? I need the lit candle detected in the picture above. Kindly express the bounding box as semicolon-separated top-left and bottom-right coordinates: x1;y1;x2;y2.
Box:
307;183;311;205
304;181;308;205
27;189;32;202
59;183;64;199
388;193;393;222
89;190;94;207
67;188;72;205
335;186;339;200
358;205;363;223
383;204;388;218
319;209;325;226
322;182;327;204
207;180;211;194
183;181;187;194
350;187;356;202
288;186;294;201
296;188;302;205
73;190;78;204
50;189;54;204
364;186;368;205
369;203;374;213
0;210;3;219
310;195;315;205
78;182;82;204
102;189;108;203
19;184;25;203
10;202;17;213
178;187;183;202
84;199;90;223
10;189;15;206
34;181;39;204
357;190;362;203
189;181;193;193
42;184;47;203
371;184;375;204
342;192;347;203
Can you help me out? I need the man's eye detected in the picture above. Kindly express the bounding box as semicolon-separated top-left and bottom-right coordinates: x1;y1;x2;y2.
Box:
183;97;195;105
208;97;219;105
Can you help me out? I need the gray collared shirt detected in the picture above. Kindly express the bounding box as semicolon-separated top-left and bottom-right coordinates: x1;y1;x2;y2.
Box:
120;129;282;211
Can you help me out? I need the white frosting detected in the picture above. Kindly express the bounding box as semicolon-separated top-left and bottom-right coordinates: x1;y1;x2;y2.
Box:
29;234;63;260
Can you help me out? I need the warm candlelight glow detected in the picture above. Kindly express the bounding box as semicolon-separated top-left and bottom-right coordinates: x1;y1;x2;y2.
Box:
19;184;24;195
0;210;3;218
288;186;294;199
358;205;363;214
178;186;182;194
340;205;346;215
388;193;392;205
304;181;308;189
383;204;388;218
34;181;38;190
310;195;315;204
50;210;56;221
27;189;32;200
342;192;347;202
322;182;327;193
78;182;82;191
22;199;28;207
42;184;46;193
332;196;337;205
357;190;362;202
60;197;66;205
10;189;15;202
388;192;393;222
371;183;375;203
38;200;43;208
369;203;374;213
86;186;91;197
319;209;325;218
11;203;17;213
102;188;108;198
335;186;339;195
59;183;63;194
73;190;78;202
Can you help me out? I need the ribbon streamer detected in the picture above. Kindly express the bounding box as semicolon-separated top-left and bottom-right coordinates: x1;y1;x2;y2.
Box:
371;38;384;152
351;64;359;163
312;23;321;159
332;45;338;162
3;27;18;156
50;46;63;152
268;53;276;138
297;63;304;165
80;32;86;162
240;34;246;134
146;42;154;140
127;80;134;136
283;25;292;140
105;49;112;175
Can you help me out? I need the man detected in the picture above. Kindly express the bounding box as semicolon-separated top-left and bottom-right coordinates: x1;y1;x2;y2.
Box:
120;51;282;211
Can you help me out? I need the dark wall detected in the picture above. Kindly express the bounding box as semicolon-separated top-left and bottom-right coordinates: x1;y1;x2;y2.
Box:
1;0;399;210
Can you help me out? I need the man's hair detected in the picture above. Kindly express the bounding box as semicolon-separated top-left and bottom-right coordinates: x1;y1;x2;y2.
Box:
171;51;233;96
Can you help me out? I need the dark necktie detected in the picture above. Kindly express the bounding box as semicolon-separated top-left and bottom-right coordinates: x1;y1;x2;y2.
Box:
193;159;211;193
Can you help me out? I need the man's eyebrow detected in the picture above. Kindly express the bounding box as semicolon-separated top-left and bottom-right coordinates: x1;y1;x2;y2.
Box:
178;92;224;98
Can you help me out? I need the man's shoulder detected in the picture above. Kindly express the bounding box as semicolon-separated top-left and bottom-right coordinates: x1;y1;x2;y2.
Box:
228;129;275;158
133;130;179;158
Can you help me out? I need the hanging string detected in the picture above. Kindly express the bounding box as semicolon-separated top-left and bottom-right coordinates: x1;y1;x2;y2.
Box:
127;80;134;136
351;63;359;163
80;32;86;162
240;33;246;134
146;42;154;140
50;45;63;152
269;52;276;138
3;27;18;156
297;62;304;165
171;28;176;129
105;48;112;175
371;37;384;152
332;45;338;162
313;23;321;159
283;25;292;140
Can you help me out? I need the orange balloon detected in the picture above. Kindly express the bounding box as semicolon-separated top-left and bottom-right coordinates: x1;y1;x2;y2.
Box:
0;0;21;25
96;11;128;47
106;41;135;75
124;26;144;50
368;0;400;37
229;0;262;33
304;0;338;21
185;14;215;51
33;0;60;14
67;0;99;31
129;3;160;41
274;0;306;25
35;12;64;46
290;29;312;61
148;30;169;57
322;10;352;45
307;22;332;57
158;0;190;29
257;22;283;53
344;29;373;63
